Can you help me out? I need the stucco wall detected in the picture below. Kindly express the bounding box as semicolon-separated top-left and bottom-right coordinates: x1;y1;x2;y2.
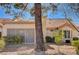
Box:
5;24;35;29
2;23;35;36
61;25;78;37
1;23;78;40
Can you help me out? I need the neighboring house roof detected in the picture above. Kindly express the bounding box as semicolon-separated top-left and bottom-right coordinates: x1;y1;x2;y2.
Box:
46;19;67;29
46;18;79;32
0;18;78;31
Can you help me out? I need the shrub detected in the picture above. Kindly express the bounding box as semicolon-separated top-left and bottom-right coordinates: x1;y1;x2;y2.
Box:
14;35;22;44
55;36;62;44
0;37;6;49
71;40;79;46
71;37;79;46
73;37;79;40
6;35;23;45
71;37;79;54
52;30;63;44
6;36;15;44
45;36;52;43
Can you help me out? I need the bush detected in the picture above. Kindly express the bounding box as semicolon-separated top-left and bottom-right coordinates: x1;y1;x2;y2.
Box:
14;35;23;44
6;36;15;44
73;37;79;41
71;37;79;54
71;37;79;46
55;36;62;44
0;37;5;49
52;30;63;44
71;40;79;46
6;35;23;45
45;36;53;43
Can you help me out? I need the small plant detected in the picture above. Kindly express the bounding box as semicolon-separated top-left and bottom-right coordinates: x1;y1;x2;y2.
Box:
71;37;79;54
73;37;79;41
45;36;53;43
6;35;23;45
55;36;62;44
6;36;15;44
14;35;23;44
0;37;6;50
53;30;63;44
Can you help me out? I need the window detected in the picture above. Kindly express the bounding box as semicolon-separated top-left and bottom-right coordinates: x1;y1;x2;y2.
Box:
64;30;70;38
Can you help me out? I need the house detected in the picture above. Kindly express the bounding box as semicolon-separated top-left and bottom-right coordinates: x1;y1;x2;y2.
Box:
46;19;79;43
0;17;78;44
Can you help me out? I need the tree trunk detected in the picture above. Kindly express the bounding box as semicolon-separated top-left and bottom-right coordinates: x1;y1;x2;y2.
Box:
35;3;46;52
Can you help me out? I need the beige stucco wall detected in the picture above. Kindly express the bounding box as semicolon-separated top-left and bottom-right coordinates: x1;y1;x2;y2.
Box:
61;25;78;37
5;24;35;29
2;23;35;36
59;25;78;42
1;23;36;44
46;25;79;42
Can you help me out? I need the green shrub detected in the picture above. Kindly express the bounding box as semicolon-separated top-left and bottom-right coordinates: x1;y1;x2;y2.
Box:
55;36;62;44
71;37;79;54
45;36;54;43
71;40;79;46
71;37;79;46
73;37;79;41
52;30;63;44
6;35;23;45
14;35;22;44
6;36;15;44
0;37;5;49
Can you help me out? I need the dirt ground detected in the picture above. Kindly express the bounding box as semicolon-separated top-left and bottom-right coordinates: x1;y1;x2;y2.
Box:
0;44;77;55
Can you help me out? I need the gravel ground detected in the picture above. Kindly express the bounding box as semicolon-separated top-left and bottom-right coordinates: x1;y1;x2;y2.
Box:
0;44;77;55
45;44;76;55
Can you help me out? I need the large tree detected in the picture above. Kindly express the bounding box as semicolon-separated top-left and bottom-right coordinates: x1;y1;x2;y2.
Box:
0;3;47;53
34;3;46;52
0;3;79;54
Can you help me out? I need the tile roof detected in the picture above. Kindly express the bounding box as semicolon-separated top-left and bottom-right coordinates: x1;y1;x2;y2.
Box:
0;18;35;24
46;19;67;30
0;18;78;31
46;18;78;31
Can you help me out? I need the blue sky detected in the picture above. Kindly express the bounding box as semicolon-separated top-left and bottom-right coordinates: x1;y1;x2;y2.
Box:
0;4;79;25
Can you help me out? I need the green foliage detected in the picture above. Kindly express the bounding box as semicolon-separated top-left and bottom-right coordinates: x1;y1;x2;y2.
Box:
71;37;79;47
6;36;15;44
71;37;79;54
73;37;79;40
0;37;5;49
14;35;22;44
14;3;25;9
55;36;62;44
45;36;53;43
6;35;23;45
71;40;79;46
52;30;63;44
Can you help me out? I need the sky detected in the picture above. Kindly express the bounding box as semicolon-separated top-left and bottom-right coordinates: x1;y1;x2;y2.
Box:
0;3;79;25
